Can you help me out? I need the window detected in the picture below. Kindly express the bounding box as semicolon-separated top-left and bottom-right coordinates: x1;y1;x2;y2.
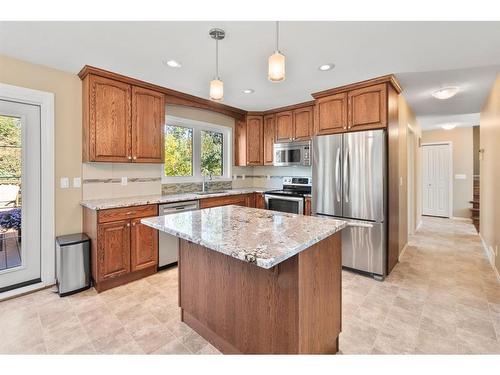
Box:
163;116;232;182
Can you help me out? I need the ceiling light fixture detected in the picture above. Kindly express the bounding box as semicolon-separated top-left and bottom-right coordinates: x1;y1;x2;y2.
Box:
209;28;225;102
432;86;459;100
242;89;255;94
164;59;182;68
319;64;335;71
268;21;285;82
441;123;458;130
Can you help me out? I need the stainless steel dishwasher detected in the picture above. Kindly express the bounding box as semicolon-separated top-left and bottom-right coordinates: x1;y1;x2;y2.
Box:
158;200;199;269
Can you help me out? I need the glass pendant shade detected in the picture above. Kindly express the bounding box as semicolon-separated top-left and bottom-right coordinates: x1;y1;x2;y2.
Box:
268;51;286;82
210;78;224;101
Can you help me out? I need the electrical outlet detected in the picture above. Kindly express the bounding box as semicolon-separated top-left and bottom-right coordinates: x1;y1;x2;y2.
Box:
267;175;271;180
121;177;128;186
242;174;246;180
60;177;69;189
73;177;81;188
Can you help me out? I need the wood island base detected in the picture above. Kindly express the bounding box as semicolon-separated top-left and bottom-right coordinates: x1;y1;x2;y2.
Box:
178;233;342;354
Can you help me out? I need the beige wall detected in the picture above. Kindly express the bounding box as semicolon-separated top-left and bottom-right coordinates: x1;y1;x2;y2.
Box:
398;94;422;253
480;73;500;273
422;127;474;218
0;54;82;236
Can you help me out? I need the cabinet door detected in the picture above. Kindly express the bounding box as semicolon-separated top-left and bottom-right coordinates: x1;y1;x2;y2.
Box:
234;119;247;166
97;220;131;281
246;116;263;165
200;194;248;209
263;115;275;165
304;197;312;216
314;93;347;135
348;83;387;131
89;75;132;162
293;106;313;140
275;111;294;142
246;193;256;208
255;193;266;209
130;218;158;271
132;86;165;163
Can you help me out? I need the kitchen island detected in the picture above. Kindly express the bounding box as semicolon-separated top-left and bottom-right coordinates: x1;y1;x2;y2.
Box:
141;205;346;354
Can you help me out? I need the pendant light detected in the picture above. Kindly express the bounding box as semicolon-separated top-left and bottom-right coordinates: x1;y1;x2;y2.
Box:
268;21;285;82
209;28;225;101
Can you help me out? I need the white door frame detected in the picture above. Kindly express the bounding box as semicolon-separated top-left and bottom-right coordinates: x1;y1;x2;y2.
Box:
407;124;415;235
421;141;453;218
0;82;54;300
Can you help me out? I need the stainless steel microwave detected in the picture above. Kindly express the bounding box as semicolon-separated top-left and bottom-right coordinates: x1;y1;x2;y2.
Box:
273;141;311;167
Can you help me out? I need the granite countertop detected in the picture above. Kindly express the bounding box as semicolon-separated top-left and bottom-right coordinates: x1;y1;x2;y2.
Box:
80;188;267;210
141;205;346;269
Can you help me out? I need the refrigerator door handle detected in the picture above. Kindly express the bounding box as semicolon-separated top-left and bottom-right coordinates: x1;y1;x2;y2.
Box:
335;148;341;202
347;222;374;228
344;148;350;203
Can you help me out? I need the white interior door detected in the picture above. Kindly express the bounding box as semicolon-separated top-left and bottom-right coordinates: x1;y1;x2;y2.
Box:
422;143;451;218
0;99;41;292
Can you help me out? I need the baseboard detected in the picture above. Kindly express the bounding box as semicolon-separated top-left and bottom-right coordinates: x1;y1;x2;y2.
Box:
452;216;472;223
399;244;408;261
479;233;500;283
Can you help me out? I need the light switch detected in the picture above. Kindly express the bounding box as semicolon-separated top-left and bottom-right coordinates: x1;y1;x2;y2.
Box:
242;174;246;180
60;177;69;189
73;177;81;188
121;177;128;186
267;175;271;180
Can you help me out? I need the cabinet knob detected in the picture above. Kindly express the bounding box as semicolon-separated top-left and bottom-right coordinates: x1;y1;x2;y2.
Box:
133;156;137;160
128;156;132;160
132;222;136;227
127;223;130;227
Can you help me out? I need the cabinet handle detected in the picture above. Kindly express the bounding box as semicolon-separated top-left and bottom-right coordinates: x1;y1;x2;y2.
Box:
133;156;137;160
125;211;135;215
127;223;131;227
132;222;136;227
128;156;132;160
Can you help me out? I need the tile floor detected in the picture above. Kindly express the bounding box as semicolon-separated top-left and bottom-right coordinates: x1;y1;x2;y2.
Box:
0;217;499;354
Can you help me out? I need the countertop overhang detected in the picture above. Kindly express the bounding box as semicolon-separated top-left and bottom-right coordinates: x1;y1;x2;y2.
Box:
141;205;346;269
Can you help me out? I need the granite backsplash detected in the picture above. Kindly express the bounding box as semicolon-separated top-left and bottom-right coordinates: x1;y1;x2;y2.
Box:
161;180;233;195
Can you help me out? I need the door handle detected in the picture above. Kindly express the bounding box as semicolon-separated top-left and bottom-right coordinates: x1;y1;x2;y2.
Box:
343;148;349;203
335;148;341;203
347;222;374;228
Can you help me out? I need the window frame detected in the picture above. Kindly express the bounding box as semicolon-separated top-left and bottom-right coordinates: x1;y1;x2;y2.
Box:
162;115;232;183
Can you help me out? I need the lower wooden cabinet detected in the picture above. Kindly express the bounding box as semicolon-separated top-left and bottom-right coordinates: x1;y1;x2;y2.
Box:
83;204;158;292
255;193;266;209
304;197;312;216
200;194;256;209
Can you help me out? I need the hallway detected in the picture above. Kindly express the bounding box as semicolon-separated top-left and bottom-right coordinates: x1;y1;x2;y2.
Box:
340;216;500;354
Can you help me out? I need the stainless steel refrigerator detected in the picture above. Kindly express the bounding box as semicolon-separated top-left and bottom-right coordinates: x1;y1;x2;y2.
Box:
312;129;387;278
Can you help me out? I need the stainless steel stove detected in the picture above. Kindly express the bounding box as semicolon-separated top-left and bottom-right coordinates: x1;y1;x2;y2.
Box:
264;177;312;214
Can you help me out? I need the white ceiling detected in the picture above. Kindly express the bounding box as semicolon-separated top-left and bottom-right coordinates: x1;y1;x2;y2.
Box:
1;21;500;125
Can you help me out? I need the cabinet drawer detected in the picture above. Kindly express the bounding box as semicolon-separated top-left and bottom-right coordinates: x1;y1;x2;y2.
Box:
98;204;158;223
200;194;248;209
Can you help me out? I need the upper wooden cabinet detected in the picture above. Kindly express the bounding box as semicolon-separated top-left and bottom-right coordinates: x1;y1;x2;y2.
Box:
82;73;165;163
275;111;294;142
275;107;313;142
312;76;401;136
348;83;387;131
314;93;347;135
131;86;165;163
263;115;275;165
246;115;264;165
234;119;247;167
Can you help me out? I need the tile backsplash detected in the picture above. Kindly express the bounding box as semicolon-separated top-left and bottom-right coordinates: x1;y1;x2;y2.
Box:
161;180;232;195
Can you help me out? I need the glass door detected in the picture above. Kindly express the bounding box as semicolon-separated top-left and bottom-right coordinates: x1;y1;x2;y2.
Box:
0;99;41;292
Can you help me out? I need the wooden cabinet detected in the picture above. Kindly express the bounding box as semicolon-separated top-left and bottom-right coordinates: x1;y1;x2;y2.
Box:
200;194;254;209
293;106;313;140
132;86;165;163
130;218;158;271
347;83;387;131
263;115;275;165
234;119;247;166
314;93;347;135
275;111;294;142
255;193;266;209
83;204;158;292
246;116;264;165
275;107;313;142
97;220;131;280
82;73;165;163
304;197;312;216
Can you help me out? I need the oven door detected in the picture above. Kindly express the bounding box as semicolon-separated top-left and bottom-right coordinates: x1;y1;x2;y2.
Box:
264;194;304;214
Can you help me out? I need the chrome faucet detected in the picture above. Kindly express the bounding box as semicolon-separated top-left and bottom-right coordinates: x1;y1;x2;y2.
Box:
202;173;213;193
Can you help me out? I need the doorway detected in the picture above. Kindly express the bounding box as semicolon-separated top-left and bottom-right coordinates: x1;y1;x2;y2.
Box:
0;100;41;292
422;142;453;218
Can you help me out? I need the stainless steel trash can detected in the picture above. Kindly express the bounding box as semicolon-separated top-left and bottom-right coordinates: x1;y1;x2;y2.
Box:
55;233;91;296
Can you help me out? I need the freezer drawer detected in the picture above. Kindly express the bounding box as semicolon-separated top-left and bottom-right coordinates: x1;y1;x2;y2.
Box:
342;220;386;276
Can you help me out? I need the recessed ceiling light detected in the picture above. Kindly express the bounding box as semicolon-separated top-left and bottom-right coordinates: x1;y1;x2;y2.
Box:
163;59;182;68
242;89;255;94
441;123;458;130
318;63;335;71
432;86;459;100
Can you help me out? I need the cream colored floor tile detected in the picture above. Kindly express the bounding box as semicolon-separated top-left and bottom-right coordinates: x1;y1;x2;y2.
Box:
152;338;192;354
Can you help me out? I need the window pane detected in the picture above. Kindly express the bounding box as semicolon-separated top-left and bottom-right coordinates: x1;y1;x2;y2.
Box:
164;125;193;176
201;130;223;176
